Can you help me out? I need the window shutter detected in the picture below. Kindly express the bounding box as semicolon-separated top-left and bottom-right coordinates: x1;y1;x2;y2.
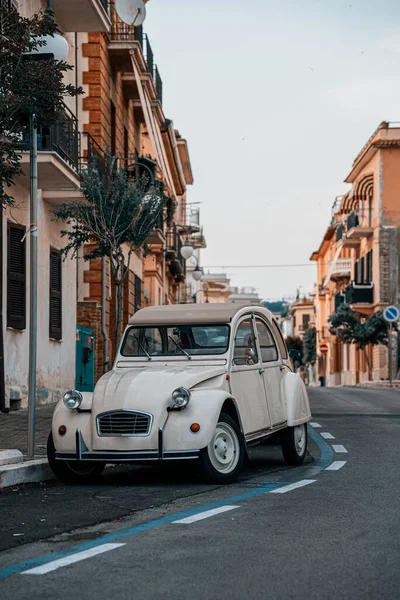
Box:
366;250;373;283
7;224;26;330
354;261;359;284
134;275;142;313
360;256;365;284
49;250;62;340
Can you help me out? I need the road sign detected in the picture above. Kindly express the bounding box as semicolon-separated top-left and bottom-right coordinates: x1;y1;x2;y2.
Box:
383;305;400;323
320;343;329;354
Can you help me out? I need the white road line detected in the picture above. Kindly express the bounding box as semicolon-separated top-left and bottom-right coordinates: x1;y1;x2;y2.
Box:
173;505;239;524
325;461;347;471
332;445;347;453
320;432;335;439
310;422;322;428
270;479;316;494
22;543;125;575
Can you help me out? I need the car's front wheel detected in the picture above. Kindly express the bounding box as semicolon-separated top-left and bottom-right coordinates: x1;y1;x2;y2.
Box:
198;413;245;484
281;423;308;466
47;432;105;484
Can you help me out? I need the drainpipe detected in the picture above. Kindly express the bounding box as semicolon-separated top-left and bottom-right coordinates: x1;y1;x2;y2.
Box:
102;257;110;372
0;206;7;412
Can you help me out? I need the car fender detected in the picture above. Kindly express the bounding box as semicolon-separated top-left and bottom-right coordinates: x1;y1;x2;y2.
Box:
281;372;311;426
51;393;93;452
163;390;239;451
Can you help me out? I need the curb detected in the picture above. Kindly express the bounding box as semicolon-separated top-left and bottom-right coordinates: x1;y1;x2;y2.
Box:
0;458;55;489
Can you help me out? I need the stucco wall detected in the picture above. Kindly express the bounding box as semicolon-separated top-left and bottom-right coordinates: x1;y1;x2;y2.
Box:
2;184;76;409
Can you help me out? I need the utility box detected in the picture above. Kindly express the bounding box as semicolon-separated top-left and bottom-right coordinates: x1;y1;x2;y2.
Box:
76;326;95;392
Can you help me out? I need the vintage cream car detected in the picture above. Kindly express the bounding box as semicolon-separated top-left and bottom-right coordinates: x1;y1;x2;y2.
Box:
47;304;311;484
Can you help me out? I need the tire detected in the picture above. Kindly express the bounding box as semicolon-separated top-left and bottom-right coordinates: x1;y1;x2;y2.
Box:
281;423;308;466
47;432;105;484
198;412;245;484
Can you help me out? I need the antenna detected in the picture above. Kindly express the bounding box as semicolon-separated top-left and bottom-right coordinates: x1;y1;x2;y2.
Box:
115;0;147;27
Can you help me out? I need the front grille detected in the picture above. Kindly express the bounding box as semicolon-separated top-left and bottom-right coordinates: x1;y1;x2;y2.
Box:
97;411;152;437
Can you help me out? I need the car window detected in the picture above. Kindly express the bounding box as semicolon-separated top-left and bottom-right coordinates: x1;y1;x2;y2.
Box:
121;325;230;356
255;319;278;363
271;319;288;359
233;319;258;366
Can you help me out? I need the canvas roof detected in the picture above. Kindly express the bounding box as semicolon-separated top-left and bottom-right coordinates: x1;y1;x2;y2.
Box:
128;303;270;325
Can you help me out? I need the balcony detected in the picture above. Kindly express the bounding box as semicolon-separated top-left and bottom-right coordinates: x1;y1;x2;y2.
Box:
52;0;111;32
109;25;163;104
329;258;352;283
18;107;80;193
166;225;186;283
346;210;374;240
345;282;374;305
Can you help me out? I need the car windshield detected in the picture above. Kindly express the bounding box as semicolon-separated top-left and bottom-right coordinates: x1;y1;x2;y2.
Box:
121;325;230;358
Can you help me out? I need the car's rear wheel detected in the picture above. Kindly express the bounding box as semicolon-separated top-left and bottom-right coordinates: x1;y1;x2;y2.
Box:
281;423;307;466
198;413;245;484
47;432;105;484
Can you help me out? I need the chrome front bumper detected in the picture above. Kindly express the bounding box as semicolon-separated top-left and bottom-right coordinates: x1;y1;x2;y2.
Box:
55;429;200;463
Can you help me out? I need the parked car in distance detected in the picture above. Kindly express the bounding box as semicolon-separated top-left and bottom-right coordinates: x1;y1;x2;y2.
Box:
48;304;312;484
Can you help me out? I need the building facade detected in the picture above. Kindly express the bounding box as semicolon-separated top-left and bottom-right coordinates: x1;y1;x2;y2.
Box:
1;0;203;408
311;122;400;385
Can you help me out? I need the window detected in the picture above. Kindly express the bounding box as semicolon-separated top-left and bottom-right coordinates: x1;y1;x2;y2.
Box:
233;319;258;366
49;249;62;340
134;275;142;313
302;314;310;331
121;325;230;357
271;319;288;359
255;319;278;363
7;223;26;330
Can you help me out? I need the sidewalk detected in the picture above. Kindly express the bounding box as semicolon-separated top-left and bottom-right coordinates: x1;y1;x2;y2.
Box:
0;404;54;457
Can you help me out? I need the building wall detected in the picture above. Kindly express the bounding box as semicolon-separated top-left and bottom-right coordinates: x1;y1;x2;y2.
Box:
2;186;76;409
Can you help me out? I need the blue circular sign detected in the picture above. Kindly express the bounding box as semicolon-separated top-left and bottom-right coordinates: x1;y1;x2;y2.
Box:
383;305;400;322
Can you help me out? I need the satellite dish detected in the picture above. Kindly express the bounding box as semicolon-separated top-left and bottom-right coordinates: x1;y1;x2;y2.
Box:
115;0;147;26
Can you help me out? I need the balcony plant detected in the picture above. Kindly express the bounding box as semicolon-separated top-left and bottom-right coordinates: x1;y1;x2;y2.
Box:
54;153;166;353
329;305;394;380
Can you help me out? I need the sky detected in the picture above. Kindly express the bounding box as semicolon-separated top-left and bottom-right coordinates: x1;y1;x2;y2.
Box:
145;0;400;301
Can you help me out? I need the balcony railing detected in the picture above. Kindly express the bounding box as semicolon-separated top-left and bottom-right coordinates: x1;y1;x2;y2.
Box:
109;23;163;104
345;282;374;304
20;106;79;171
347;209;372;230
330;258;352;277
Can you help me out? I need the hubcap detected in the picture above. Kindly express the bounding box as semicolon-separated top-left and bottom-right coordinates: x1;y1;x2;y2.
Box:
294;425;306;456
208;422;240;474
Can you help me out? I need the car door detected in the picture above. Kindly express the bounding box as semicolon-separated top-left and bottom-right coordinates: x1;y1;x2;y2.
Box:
254;317;287;427
230;316;271;437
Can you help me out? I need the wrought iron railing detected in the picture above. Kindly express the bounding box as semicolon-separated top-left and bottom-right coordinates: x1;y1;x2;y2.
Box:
20;105;79;171
80;132;107;179
154;65;163;104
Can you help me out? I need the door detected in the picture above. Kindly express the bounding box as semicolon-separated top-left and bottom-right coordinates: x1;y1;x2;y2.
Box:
254;317;286;426
230;316;271;437
76;326;95;392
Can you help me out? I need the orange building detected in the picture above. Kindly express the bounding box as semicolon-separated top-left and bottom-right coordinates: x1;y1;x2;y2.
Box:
311;122;400;385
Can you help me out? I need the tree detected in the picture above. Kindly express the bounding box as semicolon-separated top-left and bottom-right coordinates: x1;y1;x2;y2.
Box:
0;1;82;205
303;327;317;365
329;305;393;380
54;154;166;353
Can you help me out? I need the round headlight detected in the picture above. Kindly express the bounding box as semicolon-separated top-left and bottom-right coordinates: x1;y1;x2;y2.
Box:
63;389;83;410
172;387;191;409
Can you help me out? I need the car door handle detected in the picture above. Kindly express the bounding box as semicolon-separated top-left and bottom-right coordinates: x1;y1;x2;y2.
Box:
259;368;265;374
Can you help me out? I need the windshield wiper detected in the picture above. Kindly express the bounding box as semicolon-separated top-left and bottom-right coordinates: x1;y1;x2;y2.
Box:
168;335;192;360
133;334;151;361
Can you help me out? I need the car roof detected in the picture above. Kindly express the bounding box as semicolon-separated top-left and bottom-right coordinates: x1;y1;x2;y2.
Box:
128;303;273;325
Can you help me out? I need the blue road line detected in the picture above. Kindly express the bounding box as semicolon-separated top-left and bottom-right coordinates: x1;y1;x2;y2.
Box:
0;483;282;580
0;425;334;580
307;423;334;474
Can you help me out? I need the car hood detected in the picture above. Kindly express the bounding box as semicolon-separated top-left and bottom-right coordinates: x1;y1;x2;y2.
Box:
92;365;226;415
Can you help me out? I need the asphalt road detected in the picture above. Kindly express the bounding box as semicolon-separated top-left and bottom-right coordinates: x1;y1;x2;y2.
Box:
0;386;399;599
